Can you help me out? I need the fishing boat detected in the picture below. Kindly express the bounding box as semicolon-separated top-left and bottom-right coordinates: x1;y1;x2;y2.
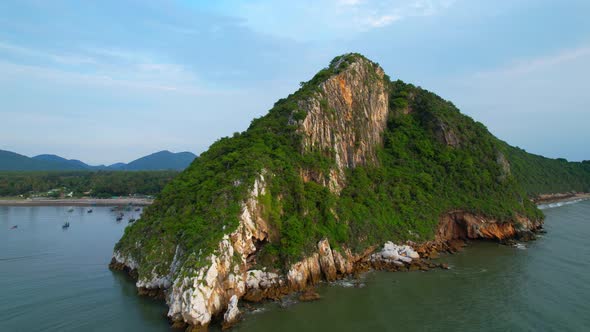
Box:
10;225;18;230
62;222;70;229
67;207;74;213
87;209;93;213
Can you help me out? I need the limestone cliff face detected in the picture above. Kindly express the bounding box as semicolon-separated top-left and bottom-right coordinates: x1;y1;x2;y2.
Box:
112;174;270;328
167;175;271;328
298;57;389;193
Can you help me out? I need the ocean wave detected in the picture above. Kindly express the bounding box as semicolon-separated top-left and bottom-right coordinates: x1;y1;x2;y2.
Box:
538;199;585;210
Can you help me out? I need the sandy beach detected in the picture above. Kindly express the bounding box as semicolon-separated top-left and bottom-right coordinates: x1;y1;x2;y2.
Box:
0;198;153;206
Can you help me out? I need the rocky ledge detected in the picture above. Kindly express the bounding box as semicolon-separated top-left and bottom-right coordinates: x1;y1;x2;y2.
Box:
533;192;590;204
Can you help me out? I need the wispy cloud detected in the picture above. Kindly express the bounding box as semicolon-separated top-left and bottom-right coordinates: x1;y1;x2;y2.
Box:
218;0;455;40
336;0;455;30
0;41;96;65
0;41;218;95
474;46;590;78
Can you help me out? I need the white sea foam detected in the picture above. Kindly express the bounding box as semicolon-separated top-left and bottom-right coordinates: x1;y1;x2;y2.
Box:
538;198;585;210
250;308;266;315
333;280;355;288
514;243;527;250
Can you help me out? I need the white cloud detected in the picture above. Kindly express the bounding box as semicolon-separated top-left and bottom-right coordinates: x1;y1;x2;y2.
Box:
474;46;590;77
335;0;455;30
0;41;217;95
0;41;96;65
365;14;401;27
223;0;455;40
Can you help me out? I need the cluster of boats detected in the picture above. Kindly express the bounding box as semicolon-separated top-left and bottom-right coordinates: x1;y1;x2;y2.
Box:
112;205;141;223
9;206;143;231
59;205;142;229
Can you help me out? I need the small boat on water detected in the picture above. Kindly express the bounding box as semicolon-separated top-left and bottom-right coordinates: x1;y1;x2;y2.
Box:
10;225;18;230
128;218;136;223
116;216;123;221
62;222;70;229
87;209;93;213
134;208;141;212
67;208;74;213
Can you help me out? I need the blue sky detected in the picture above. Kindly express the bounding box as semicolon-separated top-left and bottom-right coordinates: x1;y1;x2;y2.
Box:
0;0;588;164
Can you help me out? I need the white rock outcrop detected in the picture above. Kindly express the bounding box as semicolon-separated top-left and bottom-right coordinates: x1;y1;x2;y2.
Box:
223;295;241;328
371;241;420;265
246;270;284;290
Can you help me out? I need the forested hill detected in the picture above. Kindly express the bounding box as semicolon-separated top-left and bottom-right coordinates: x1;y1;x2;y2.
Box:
112;53;590;329
109;151;196;171
0;149;196;171
117;53;590;270
505;147;590;196
0;150;86;171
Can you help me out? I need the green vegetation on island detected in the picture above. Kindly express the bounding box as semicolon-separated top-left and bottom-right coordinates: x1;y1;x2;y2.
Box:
115;53;590;278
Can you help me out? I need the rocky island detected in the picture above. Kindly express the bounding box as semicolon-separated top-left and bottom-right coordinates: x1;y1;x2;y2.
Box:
110;54;590;330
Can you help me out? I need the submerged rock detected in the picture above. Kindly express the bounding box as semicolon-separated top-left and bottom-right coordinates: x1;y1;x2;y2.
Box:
298;289;321;302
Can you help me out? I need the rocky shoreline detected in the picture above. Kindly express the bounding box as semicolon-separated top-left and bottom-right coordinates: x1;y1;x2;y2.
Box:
110;239;448;331
110;207;543;331
532;192;590;205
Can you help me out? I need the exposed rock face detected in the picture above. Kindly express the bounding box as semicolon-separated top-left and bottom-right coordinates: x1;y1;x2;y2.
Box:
287;253;322;291
433;118;460;147
333;248;354;275
436;211;542;243
298;57;389;192
496;152;511;182
165;174;271;328
317;239;337;281
222;295;241;330
371;242;419;263
111;174;270;329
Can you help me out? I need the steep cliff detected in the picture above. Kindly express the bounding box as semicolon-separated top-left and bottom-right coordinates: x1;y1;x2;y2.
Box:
111;53;589;330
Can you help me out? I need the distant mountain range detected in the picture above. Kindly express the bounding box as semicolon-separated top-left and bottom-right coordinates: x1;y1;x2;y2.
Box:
0;149;197;171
